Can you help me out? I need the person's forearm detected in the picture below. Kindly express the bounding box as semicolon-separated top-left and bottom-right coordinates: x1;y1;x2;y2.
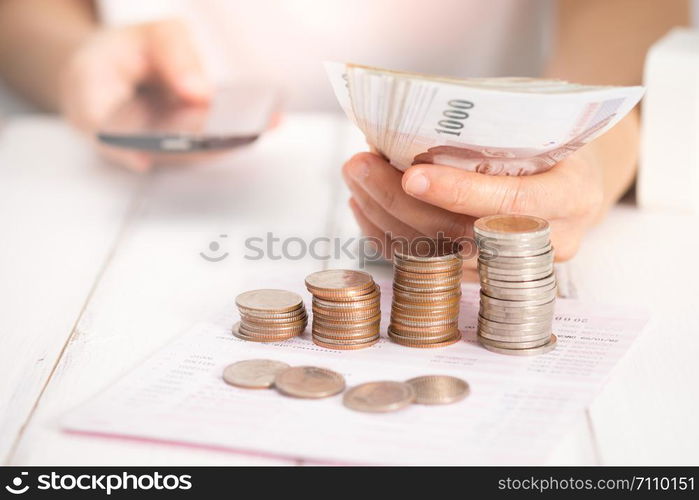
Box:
582;109;640;222
544;0;688;217
0;0;97;110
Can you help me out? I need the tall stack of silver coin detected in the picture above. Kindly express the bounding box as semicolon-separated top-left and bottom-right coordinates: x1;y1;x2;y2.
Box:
475;215;557;356
388;251;463;348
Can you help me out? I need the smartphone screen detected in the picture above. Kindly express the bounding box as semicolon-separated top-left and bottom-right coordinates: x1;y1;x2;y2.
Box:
97;83;278;152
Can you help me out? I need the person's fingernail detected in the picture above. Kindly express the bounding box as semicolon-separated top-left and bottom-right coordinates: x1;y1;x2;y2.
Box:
404;172;430;195
349;159;370;182
180;75;210;98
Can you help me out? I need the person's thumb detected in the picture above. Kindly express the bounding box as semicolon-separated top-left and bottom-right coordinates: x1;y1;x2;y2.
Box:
143;19;211;102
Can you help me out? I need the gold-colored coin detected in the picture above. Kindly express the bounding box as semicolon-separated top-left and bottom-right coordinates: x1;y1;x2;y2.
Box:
474;214;549;240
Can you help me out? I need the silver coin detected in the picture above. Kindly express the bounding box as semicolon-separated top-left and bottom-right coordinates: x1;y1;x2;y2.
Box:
480;274;556;289
477;237;551;253
222;359;291;389
480;292;555;307
478;316;552;332
480;334;558;356
479;263;554;276
478;314;552;328
274;366;346;399
479;315;554;326
481;290;556;304
478;335;552;349
477;330;552;342
480;298;555;312
478;261;553;274
479;243;552;258
478;250;554;268
477;238;550;252
343;381;415;413
481;287;557;302
479;311;553;325
478;327;552;341
480;271;554;283
482;279;557;293
406;375;470;405
478;263;553;275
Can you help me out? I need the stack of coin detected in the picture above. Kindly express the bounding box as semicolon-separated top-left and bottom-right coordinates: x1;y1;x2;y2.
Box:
475;214;557;355
233;289;307;342
305;270;381;350
388;251;463;347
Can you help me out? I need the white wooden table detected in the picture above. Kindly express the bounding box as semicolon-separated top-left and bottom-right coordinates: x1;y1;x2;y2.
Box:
0;114;697;465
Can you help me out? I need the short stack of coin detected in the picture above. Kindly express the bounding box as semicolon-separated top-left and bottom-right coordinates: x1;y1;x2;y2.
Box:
475;215;557;355
388;251;463;347
305;270;381;350
233;289;307;342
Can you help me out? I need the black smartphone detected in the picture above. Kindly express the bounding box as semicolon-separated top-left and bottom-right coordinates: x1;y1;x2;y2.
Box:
97;84;278;153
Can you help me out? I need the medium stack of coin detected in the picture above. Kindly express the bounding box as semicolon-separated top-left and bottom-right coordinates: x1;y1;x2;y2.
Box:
305;270;381;350
233;289;307;342
389;251;463;348
475;214;557;355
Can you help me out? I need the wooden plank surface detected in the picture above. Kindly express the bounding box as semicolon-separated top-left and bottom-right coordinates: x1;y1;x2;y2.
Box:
0;118;141;461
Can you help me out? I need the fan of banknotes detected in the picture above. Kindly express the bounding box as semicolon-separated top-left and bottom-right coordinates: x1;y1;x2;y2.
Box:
325;62;644;175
